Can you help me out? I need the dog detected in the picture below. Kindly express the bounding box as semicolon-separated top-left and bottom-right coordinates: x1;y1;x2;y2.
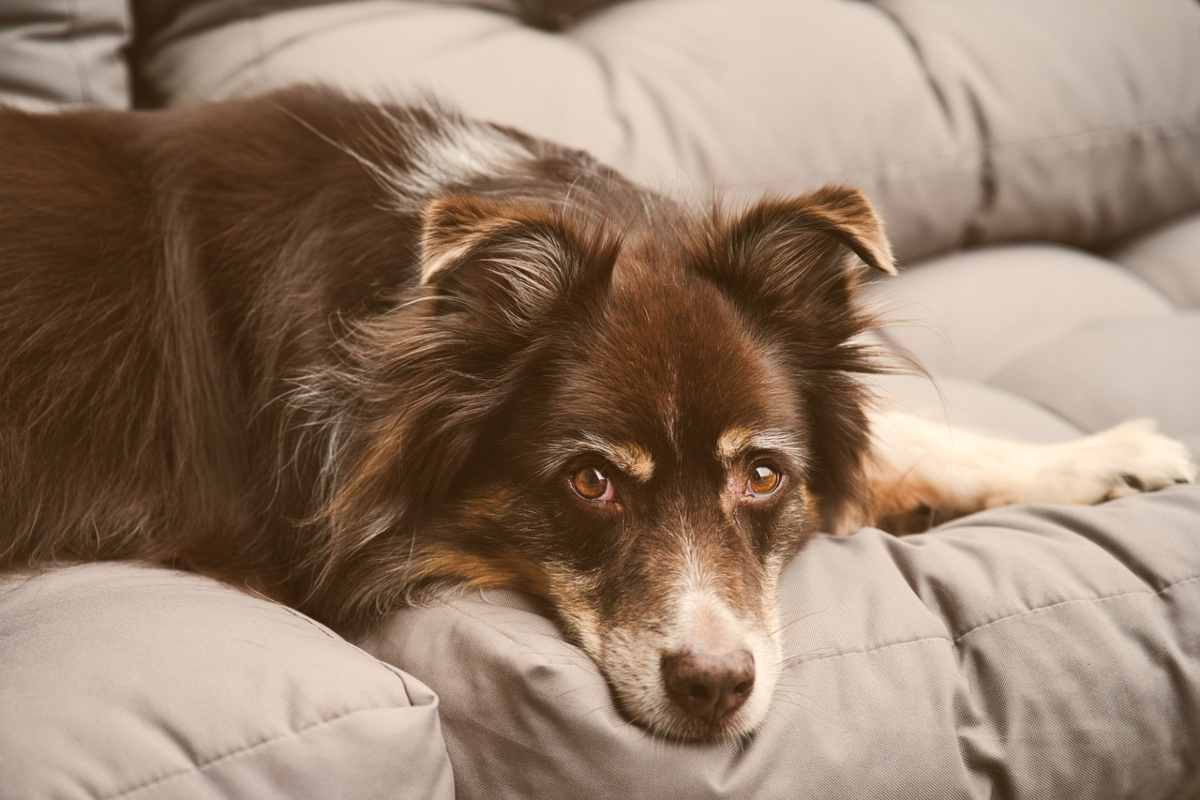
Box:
1;86;1194;742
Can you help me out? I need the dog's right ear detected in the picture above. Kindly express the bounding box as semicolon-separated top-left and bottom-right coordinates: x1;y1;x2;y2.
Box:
313;196;616;573
418;195;617;331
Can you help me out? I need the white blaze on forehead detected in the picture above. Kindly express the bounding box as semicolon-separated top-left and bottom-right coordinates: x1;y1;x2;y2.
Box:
671;542;746;654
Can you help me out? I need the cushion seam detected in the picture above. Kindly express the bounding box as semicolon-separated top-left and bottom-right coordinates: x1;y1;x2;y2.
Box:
782;634;954;670
97;704;414;800
782;573;1200;669
953;572;1200;642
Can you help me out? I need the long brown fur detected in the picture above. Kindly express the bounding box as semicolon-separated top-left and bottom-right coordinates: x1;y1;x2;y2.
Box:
0;86;911;739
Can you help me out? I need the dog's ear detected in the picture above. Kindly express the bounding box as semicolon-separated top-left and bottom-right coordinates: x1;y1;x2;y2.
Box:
313;196;616;561
705;184;893;320
701;185;896;530
417;195;615;328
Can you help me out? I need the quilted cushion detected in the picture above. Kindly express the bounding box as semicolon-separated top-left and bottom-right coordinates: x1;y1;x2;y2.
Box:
133;0;1200;264
365;487;1200;799
0;0;131;109
0;564;454;800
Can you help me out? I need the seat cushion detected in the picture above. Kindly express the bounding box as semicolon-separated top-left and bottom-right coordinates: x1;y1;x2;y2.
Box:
364;487;1200;799
0;563;453;800
992;314;1200;445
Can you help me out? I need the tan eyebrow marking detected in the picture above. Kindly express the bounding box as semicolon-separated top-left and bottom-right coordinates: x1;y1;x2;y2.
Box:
539;434;655;482
583;435;655;482
717;427;756;461
716;426;808;468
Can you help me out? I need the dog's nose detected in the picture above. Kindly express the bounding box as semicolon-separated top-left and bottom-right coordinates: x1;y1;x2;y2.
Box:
661;648;755;722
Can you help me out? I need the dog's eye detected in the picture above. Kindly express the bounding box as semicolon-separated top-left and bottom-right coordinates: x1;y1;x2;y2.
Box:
746;463;783;497
570;466;614;502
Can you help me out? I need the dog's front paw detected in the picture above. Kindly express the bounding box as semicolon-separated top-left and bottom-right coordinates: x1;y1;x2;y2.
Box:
1031;419;1197;506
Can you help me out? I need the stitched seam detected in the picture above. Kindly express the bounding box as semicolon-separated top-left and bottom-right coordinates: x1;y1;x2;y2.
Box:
98;704;409;800
954;572;1200;642
783;634;954;669
783;574;1200;669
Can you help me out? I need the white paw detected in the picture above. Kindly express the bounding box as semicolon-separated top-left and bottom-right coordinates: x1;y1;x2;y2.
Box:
1028;419;1197;506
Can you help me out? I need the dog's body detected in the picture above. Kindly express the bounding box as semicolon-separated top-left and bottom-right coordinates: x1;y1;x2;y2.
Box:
1;87;1194;741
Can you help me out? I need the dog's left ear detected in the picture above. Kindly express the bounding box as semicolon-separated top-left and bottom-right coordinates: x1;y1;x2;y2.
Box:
701;185;896;530
705;184;894;307
701;184;895;354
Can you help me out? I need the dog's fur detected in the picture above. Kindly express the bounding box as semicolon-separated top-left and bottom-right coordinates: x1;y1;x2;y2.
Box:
1;87;1194;741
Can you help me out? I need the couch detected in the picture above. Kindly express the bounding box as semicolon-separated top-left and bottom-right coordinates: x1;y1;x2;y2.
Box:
1;2;1198;797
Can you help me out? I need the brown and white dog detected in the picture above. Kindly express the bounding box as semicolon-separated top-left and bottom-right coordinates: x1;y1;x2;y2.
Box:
1;87;1194;742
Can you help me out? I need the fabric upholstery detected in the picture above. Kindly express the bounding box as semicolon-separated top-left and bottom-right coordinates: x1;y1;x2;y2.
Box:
134;0;1200;265
0;0;131;109
365;488;1200;799
1114;213;1200;309
0;564;454;800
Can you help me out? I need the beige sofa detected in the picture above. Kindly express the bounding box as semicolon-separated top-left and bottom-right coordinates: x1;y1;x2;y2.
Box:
2;2;1198;797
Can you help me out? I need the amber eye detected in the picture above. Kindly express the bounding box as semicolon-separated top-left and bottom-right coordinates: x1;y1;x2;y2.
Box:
746;463;783;497
570;465;613;502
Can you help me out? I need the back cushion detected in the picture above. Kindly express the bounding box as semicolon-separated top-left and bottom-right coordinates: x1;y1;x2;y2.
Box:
130;0;1200;262
0;0;131;109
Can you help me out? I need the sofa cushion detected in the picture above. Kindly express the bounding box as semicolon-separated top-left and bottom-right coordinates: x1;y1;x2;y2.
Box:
0;0;131;109
0;563;453;800
1113;211;1200;309
861;373;1084;444
878;0;1200;251
131;0;980;262
864;244;1174;382
991;314;1200;446
364;487;1200;799
132;0;1200;264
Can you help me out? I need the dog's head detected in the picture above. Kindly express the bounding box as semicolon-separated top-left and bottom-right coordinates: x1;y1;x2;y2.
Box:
313;185;893;741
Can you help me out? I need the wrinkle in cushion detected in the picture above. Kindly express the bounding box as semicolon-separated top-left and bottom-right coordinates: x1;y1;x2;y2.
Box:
864;244;1173;381
366;487;1200;800
1112;211;1200;309
0;563;453;800
991;314;1200;445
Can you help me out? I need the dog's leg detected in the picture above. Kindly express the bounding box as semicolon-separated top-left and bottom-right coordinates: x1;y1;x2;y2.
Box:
854;411;1198;534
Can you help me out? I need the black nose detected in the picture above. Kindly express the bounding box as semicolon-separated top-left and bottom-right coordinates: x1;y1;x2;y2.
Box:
661;648;755;722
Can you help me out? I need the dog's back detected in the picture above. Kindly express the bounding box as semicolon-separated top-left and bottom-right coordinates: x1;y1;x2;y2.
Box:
0;86;639;602
0;106;208;568
0;90;421;583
